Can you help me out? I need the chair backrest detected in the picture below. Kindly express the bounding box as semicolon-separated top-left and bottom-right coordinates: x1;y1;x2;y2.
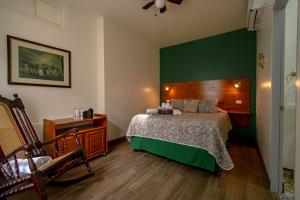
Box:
0;94;40;156
0;101;25;156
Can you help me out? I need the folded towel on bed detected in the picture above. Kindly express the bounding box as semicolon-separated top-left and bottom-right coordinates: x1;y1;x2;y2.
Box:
146;108;158;114
173;109;182;115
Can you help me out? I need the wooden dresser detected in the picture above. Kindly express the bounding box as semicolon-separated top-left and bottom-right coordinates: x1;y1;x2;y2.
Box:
43;114;108;159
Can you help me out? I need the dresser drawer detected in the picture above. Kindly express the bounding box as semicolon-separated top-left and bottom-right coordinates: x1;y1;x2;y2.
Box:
56;134;84;157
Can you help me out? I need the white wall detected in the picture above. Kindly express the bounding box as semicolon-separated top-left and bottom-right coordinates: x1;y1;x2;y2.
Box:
0;1;160;142
256;4;274;178
0;2;101;139
97;16;105;114
103;18;160;140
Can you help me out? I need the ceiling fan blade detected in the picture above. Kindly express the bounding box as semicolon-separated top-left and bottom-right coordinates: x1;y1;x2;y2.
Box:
142;1;155;9
167;0;183;5
160;6;167;13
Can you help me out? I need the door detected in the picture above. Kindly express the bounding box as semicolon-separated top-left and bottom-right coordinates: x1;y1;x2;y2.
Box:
295;0;300;198
85;128;106;159
278;0;298;197
282;0;297;196
269;0;299;194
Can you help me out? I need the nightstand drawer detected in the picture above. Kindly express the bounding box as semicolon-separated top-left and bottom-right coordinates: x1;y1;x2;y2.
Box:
228;112;250;128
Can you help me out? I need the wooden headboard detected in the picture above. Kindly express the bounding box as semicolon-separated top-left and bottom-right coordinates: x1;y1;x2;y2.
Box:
162;78;250;112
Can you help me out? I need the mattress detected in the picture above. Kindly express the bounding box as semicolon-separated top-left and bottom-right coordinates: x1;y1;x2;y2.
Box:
131;136;219;173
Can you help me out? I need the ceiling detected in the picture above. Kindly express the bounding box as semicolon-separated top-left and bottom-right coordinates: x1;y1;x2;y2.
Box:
64;0;248;48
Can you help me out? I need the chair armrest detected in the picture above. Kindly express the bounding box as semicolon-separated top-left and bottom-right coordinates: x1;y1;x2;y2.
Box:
0;144;35;163
41;128;82;157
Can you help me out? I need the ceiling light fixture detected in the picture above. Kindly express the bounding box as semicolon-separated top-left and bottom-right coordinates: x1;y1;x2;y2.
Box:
155;0;166;9
142;0;183;15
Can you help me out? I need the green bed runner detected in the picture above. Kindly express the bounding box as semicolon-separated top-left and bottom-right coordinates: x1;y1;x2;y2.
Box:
131;136;219;173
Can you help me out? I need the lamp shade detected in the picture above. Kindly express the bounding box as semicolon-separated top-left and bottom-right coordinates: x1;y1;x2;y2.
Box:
155;0;166;9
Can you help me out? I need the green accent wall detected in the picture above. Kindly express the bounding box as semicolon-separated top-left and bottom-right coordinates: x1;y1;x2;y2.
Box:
160;28;257;140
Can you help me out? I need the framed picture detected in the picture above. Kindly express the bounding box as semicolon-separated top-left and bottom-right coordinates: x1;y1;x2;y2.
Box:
7;35;71;88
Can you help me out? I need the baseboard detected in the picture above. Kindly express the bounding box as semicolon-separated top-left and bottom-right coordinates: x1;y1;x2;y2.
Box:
108;136;127;146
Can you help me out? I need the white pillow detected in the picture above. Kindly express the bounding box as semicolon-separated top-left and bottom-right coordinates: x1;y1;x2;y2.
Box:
198;99;218;113
171;99;184;111
184;99;200;113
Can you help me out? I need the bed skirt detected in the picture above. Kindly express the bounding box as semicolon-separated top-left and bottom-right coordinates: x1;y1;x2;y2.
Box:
130;136;219;174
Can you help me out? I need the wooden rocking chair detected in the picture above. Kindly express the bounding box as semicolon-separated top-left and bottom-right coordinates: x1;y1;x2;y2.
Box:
0;94;93;200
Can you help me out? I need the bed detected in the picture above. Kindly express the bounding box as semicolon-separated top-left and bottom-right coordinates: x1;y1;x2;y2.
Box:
126;78;250;173
126;112;233;173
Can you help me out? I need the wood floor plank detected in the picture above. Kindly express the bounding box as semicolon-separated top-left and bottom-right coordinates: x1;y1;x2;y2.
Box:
9;141;277;200
202;186;226;200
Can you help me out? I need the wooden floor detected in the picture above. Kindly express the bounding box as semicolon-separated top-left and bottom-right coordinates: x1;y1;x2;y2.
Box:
10;140;279;200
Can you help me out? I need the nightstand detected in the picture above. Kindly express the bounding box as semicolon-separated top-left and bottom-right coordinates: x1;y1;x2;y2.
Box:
44;114;108;160
227;110;250;128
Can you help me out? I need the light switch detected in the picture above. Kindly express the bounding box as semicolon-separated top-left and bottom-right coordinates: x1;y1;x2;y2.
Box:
236;100;242;105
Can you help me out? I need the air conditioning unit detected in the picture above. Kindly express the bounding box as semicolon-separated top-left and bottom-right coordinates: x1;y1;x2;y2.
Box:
247;0;269;31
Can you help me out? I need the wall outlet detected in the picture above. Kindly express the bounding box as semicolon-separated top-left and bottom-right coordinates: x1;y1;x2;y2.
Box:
236;100;242;105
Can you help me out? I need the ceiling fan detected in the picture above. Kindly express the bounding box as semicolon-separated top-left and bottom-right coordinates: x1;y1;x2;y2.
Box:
142;0;183;14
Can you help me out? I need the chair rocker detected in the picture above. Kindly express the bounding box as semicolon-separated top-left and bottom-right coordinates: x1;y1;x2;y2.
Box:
0;94;93;200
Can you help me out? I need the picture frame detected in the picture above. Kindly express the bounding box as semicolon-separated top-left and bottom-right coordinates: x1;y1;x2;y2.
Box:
7;35;71;88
